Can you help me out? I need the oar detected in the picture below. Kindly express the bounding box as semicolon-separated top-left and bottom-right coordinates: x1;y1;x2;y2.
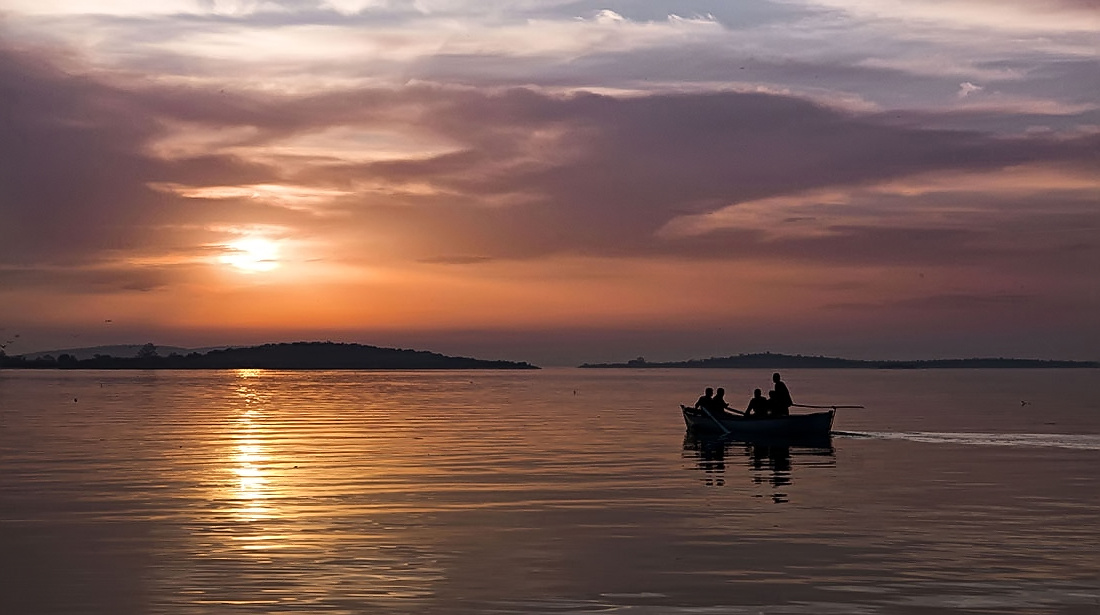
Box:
792;403;865;409
699;407;731;435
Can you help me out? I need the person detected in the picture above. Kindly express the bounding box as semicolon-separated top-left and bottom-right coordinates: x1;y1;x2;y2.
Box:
769;372;793;417
744;388;769;419
694;387;714;410
711;387;733;415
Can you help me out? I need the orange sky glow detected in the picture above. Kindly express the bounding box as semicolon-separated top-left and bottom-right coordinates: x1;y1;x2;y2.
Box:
1;1;1097;364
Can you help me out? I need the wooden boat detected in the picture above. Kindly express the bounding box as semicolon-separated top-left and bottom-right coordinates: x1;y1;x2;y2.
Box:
680;404;834;436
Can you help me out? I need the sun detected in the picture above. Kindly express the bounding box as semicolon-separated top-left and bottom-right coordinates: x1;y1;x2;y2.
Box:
220;237;280;273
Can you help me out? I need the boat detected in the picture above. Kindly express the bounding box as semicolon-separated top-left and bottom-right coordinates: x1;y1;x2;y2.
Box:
680;404;834;437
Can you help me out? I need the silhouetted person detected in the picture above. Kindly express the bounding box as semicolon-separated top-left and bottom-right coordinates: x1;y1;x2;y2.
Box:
712;387;733;415
745;388;770;419
769;372;793;417
694;387;714;410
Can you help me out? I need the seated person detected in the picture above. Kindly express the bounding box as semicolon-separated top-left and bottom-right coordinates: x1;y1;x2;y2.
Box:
694;388;714;410
744;388;769;419
711;387;732;415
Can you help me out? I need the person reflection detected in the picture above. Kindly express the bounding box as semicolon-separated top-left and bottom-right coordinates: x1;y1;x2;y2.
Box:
682;433;726;486
683;431;835;501
748;440;792;503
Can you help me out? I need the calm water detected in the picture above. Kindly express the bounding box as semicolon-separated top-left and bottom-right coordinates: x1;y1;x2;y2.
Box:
2;368;1099;614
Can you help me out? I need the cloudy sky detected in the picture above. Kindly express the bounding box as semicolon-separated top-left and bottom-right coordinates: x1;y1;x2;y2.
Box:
1;0;1097;364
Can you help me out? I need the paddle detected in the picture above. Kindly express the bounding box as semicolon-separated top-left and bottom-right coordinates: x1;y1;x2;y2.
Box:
792;403;865;409
699;407;731;435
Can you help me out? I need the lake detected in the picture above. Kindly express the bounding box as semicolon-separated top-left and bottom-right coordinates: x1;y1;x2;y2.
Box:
2;368;1098;614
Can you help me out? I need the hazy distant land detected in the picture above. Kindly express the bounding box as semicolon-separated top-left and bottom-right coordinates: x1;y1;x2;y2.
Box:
0;342;537;370
4;345;1096;371
580;353;1098;369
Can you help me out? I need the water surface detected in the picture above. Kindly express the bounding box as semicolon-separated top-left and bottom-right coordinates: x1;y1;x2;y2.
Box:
2;368;1098;614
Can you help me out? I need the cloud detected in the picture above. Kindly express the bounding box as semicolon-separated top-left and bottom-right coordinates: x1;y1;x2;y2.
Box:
894;293;1035;309
0;263;189;293
418;255;495;265
789;0;1100;33
1;41;1096;363
3;0;1091;124
0;47;163;263
659;164;1100;240
958;81;983;97
335;88;1099;260
149;182;354;211
4;43;1098;275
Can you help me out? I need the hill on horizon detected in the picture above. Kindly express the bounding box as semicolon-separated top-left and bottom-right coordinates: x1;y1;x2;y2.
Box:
3;341;537;370
580;352;1098;369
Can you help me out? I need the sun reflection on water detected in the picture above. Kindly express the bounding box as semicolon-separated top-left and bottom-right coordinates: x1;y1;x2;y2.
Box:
224;369;283;548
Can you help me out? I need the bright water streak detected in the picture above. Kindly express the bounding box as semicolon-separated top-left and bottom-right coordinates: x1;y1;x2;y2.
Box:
1;368;1099;614
837;431;1100;450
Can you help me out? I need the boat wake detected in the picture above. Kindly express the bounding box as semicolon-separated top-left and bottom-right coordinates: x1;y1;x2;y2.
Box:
833;431;1100;451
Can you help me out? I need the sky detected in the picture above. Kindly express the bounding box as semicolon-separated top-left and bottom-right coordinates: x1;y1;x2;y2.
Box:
1;0;1098;365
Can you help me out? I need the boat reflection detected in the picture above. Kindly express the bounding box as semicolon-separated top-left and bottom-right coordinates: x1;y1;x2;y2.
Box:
682;431;835;502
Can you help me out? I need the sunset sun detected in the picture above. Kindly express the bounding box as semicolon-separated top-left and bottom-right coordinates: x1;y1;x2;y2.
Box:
220;237;280;273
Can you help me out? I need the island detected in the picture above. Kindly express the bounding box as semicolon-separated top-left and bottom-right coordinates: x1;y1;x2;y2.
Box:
579;352;1098;369
0;341;538;370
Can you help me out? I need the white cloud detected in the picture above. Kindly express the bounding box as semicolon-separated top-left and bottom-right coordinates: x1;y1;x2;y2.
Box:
0;1;195;15
785;0;1100;33
2;0;1093;115
958;81;983;97
150;182;353;210
658;165;1100;240
593;9;625;24
0;0;307;16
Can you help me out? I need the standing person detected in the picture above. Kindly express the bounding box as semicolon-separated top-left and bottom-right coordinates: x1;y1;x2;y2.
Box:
769;372;793;417
744;388;769;419
694;388;714;410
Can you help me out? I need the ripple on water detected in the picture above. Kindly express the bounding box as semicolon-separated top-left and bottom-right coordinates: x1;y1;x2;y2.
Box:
2;368;1099;614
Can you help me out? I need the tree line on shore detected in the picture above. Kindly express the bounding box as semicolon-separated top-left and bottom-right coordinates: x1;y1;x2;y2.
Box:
0;342;537;370
579;352;1098;369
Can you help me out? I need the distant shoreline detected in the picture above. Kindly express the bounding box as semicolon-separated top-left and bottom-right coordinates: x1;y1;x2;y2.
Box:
0;341;538;370
579;353;1098;369
5;345;1096;371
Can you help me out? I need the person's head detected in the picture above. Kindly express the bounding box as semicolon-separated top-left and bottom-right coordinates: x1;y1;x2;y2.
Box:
772;372;782;383
754;388;762;398
768;390;775;399
704;387;713;396
715;387;725;398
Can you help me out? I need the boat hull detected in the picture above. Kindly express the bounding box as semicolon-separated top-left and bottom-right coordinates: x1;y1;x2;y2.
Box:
681;405;834;436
